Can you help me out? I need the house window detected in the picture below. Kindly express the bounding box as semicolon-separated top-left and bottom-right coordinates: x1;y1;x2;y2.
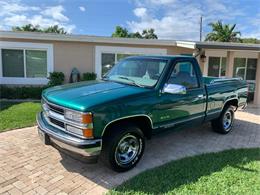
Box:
233;58;257;80
101;53;140;76
26;50;47;78
2;49;47;78
2;49;24;77
96;46;167;78
0;41;53;85
233;57;257;102
208;57;226;77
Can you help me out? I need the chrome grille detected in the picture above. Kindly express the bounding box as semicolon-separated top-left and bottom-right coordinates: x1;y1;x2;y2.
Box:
48;103;64;115
41;98;90;139
49;117;65;129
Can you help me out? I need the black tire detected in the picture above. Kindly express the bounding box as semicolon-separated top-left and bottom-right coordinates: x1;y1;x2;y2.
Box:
100;123;145;172
211;105;235;134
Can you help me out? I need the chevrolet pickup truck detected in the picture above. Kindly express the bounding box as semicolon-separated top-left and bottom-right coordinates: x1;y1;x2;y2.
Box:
37;56;247;172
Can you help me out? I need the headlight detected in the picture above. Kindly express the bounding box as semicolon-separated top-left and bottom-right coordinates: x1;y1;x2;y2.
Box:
64;110;94;138
66;125;93;138
64;110;92;124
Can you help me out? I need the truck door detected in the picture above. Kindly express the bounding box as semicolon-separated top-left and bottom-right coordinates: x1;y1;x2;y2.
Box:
154;59;206;128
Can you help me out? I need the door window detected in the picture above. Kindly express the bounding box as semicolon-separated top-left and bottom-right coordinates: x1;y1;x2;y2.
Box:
167;61;199;89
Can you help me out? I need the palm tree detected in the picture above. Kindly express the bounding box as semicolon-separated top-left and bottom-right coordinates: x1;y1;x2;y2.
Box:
44;25;67;34
205;21;241;42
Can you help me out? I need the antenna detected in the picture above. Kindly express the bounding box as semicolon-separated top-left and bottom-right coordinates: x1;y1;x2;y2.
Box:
199;15;203;41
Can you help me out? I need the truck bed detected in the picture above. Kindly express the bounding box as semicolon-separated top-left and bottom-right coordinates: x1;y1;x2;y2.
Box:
203;76;243;85
203;76;248;121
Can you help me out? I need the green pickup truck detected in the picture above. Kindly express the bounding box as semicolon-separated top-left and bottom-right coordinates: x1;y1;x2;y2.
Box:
37;56;247;172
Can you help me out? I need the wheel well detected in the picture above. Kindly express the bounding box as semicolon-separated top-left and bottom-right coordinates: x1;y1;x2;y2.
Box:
224;99;238;110
102;116;153;139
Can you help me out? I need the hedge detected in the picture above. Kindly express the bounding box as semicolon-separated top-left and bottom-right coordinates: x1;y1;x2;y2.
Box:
0;85;47;99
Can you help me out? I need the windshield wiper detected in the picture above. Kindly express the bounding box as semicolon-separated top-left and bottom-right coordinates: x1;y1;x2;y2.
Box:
102;75;110;81
118;76;144;87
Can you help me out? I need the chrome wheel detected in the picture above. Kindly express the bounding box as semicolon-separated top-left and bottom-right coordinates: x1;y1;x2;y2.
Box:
115;134;141;165
223;110;233;130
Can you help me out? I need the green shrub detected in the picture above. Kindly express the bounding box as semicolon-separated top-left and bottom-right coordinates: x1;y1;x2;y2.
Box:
0;85;47;99
81;72;97;81
48;72;65;86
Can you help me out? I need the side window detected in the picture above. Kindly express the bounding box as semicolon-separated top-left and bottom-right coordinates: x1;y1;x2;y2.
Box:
167;61;199;89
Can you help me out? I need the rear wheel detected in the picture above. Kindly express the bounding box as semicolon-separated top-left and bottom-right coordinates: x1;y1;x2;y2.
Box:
101;124;145;172
211;105;235;134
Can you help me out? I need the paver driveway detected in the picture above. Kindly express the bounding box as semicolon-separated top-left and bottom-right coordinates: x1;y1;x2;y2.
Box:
0;106;259;195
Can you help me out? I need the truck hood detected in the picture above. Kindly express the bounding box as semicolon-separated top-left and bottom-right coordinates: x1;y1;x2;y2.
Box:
42;80;150;111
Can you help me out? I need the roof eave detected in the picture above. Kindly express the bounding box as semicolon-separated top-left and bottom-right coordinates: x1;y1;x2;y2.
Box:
195;43;260;51
0;31;177;46
176;41;260;51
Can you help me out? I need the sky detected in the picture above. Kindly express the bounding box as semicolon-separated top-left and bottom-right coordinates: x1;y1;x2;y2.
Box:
0;0;259;41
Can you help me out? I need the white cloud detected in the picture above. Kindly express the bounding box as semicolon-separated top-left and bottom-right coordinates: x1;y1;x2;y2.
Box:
79;6;86;12
244;13;260;38
135;0;176;6
41;5;69;22
133;7;147;18
0;1;40;17
148;0;176;5
0;0;75;33
128;3;203;40
128;0;249;40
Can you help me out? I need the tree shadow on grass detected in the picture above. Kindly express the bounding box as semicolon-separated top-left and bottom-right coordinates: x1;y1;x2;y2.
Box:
0;101;22;111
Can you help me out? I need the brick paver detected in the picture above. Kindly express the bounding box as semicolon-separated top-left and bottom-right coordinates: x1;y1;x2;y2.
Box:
0;106;259;195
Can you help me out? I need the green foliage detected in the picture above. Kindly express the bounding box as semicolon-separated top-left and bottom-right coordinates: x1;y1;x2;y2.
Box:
205;20;241;42
112;26;158;39
241;38;260;44
128;32;142;39
48;72;65;87
141;29;158;39
12;24;67;34
112;26;129;38
110;148;260;195
0;101;41;131
0;85;46;99
81;72;97;81
12;24;42;32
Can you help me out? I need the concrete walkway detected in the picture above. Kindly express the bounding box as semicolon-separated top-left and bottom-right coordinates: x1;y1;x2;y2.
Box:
0;107;259;195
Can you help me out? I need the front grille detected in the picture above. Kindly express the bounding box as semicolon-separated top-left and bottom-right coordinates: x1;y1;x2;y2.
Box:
49;117;65;129
48;103;64;115
42;98;88;139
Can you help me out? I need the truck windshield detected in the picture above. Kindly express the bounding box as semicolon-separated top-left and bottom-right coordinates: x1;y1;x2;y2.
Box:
104;58;168;87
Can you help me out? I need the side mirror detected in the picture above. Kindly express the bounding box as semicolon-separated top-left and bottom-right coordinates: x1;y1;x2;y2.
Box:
162;84;186;94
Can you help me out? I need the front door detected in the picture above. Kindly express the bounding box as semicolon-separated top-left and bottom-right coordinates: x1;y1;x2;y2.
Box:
153;60;206;128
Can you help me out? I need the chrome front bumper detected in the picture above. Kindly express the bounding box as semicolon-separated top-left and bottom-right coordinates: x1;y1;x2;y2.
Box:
37;112;102;162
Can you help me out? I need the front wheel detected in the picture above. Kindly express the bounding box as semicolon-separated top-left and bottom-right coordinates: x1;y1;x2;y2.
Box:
101;124;145;172
211;105;235;134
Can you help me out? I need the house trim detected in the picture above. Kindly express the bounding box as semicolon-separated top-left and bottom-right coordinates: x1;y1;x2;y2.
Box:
95;46;167;79
0;31;177;46
0;41;53;85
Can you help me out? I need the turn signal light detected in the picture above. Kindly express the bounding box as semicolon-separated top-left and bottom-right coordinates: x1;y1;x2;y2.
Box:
82;113;93;124
83;128;93;138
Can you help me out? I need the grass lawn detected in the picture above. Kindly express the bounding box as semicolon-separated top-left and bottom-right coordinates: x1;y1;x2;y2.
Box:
0;101;41;132
110;148;260;195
